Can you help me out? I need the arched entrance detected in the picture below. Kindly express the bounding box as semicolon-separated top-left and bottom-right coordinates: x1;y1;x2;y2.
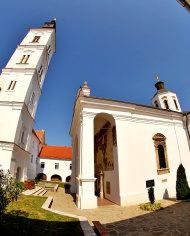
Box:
51;174;62;182
37;173;47;180
16;166;21;180
66;175;71;182
94;113;117;200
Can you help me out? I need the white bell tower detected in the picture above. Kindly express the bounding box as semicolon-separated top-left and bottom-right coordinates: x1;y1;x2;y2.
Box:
0;19;56;180
151;74;181;112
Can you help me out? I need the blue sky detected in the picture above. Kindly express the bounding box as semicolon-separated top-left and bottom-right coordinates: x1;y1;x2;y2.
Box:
0;1;190;146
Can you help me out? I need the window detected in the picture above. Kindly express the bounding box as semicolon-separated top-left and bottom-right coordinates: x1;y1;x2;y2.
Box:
47;45;51;55
31;155;33;163
41;162;45;168
173;99;179;110
32;36;40;43
163;100;169;109
70;164;72;170
21;131;25;143
20;55;30;64
7;81;17;90
38;65;43;78
55;163;59;170
154;100;159;108
152;133;169;175
30;92;35;105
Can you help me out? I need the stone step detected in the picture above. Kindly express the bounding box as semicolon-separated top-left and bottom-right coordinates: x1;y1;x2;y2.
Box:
22;186;42;196
38;189;47;196
33;188;45;196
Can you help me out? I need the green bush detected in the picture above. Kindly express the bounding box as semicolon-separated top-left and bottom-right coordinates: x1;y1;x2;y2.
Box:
176;164;190;200
148;187;155;204
0;169;25;225
140;202;162;211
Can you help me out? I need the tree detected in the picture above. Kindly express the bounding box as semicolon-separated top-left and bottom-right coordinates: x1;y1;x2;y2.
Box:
176;164;190;200
0;168;25;225
148;187;155;204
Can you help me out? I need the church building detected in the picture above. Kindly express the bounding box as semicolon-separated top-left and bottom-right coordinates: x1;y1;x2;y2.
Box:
0;20;56;181
70;79;190;209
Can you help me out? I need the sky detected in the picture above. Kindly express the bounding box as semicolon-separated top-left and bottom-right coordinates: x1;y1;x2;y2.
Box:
0;1;190;146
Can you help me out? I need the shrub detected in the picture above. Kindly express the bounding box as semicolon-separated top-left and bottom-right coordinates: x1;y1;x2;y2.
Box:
176;164;190;200
148;187;155;204
140;202;162;211
0;169;25;225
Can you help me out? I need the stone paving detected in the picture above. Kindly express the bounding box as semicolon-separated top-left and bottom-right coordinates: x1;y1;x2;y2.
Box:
45;188;190;235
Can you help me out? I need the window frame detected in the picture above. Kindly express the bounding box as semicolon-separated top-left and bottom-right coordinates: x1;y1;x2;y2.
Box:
55;163;59;170
32;36;41;43
19;55;30;64
152;133;170;175
7;81;17;90
41;162;45;168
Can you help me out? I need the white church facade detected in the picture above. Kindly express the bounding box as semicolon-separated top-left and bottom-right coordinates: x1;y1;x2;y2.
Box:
1;20;190;211
70;80;190;209
0;20;56;181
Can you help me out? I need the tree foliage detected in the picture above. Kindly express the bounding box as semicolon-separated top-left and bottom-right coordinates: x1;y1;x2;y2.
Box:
0;168;26;225
176;164;190;200
148;187;155;204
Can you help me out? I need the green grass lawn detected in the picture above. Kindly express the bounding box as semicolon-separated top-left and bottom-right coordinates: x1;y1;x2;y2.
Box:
1;195;84;236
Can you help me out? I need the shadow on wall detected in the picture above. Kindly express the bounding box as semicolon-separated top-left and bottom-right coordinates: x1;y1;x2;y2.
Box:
163;188;169;199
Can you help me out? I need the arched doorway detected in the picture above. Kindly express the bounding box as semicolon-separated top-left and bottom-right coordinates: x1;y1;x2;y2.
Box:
16;166;21;180
94;113;117;200
37;173;47;180
66;175;71;182
51;174;62;182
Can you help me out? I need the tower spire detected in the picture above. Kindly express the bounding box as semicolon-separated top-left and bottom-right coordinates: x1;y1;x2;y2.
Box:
155;73;160;82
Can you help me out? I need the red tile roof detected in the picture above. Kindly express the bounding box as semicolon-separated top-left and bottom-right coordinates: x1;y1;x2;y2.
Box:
34;130;45;143
39;145;72;160
32;130;41;142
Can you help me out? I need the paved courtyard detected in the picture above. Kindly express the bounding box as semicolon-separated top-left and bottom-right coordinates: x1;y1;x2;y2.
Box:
44;187;190;235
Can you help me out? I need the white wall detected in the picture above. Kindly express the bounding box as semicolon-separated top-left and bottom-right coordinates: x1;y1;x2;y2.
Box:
37;157;71;182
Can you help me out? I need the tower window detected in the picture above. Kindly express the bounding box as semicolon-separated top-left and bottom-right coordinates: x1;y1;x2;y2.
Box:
152;133;170;175
163;100;169;109
30;92;35;105
32;36;40;43
21;131;25;143
173;99;179;110
31;155;33;163
7;81;17;90
20;55;30;64
154;100;159;108
38;65;43;78
47;45;51;55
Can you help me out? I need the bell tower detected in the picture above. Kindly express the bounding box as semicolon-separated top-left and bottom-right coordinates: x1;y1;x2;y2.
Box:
151;74;181;112
0;19;56;180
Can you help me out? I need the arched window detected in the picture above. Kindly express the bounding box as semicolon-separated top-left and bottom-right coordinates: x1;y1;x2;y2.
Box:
173;99;179;110
163;100;169;109
154;100;159;108
152;133;169;175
